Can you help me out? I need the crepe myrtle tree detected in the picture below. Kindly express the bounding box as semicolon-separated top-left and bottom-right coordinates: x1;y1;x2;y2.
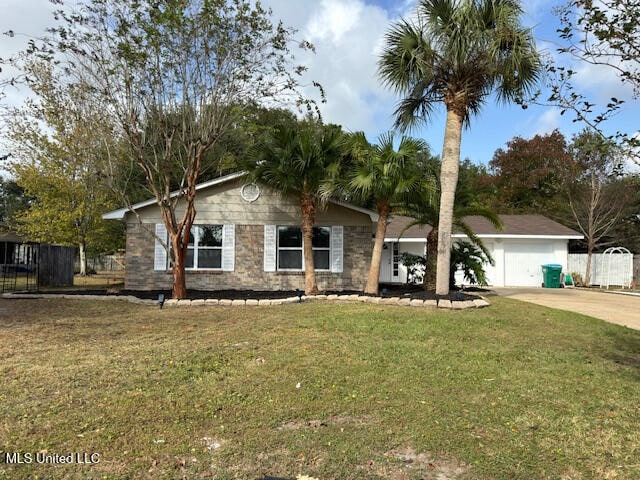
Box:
378;0;540;295
32;0;319;299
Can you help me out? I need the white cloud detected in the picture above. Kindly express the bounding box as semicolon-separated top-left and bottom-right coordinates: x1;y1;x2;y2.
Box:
572;60;635;103
282;0;398;135
533;108;562;135
306;0;363;44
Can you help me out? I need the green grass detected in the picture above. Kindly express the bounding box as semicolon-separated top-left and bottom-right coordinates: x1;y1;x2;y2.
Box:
1;297;639;479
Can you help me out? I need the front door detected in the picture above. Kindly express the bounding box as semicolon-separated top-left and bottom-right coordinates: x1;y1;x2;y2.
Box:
379;242;401;283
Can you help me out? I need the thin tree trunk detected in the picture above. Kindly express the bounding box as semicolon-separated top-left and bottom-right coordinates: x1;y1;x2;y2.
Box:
78;241;87;276
423;227;438;291
584;173;597;286
300;192;319;295
435;108;463;296
584;242;594;286
365;202;390;295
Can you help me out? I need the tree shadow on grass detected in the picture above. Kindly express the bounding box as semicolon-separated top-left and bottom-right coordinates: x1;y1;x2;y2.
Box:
602;326;640;381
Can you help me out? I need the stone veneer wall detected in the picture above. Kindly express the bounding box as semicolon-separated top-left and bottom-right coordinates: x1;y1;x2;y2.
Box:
125;223;371;292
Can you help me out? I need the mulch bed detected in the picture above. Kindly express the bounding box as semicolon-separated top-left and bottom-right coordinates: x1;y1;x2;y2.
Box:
31;283;485;302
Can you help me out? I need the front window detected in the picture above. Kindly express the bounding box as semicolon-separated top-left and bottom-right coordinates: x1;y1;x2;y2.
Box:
277;226;331;271
186;225;223;269
278;226;303;270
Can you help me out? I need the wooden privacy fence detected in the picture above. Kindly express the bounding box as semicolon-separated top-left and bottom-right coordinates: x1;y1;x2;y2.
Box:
1;242;74;292
39;244;75;288
568;252;634;287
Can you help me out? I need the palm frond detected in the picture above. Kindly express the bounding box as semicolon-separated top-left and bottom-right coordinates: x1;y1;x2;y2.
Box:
379;0;541;126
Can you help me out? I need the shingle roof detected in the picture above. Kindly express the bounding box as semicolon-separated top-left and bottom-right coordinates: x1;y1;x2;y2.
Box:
384;214;582;240
461;215;582;237
385;215;432;240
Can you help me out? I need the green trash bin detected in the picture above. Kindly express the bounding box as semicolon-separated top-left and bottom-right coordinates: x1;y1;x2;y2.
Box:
541;264;563;288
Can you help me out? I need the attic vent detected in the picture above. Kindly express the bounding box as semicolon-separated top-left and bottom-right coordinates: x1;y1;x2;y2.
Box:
240;183;260;202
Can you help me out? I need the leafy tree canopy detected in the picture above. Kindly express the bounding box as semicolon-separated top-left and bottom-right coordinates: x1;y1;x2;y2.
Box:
0;177;30;226
6;61;123;271
488;129;574;215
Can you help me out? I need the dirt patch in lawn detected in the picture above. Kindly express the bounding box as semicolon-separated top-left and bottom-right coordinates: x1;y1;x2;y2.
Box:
276;414;375;431
370;446;469;479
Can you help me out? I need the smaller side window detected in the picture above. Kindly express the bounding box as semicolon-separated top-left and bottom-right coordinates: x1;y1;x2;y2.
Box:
312;226;331;271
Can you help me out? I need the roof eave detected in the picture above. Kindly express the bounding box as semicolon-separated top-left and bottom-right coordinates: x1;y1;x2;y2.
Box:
330;199;379;222
452;233;584;240
384;237;427;242
102;171;248;221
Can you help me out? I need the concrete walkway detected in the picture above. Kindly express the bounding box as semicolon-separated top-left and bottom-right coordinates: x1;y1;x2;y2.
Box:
492;287;640;331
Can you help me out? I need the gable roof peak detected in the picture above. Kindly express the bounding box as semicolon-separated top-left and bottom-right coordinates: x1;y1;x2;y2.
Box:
103;171;378;222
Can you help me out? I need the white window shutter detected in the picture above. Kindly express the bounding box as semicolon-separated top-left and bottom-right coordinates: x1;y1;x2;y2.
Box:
222;224;235;271
330;225;343;273
154;223;168;270
264;225;276;272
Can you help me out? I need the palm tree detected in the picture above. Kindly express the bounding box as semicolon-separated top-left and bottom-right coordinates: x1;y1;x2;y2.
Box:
244;121;344;295
341;131;429;295
398;173;502;291
378;0;540;295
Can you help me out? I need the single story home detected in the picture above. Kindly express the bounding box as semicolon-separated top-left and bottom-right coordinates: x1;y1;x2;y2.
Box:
103;171;378;291
382;215;583;287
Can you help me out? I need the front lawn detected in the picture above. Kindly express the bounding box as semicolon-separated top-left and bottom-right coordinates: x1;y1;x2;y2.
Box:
1;297;639;479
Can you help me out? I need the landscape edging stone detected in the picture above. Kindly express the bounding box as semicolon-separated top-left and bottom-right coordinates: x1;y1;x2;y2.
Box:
2;292;490;309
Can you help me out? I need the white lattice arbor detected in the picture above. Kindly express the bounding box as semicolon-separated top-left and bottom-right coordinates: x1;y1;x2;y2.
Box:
603;247;633;289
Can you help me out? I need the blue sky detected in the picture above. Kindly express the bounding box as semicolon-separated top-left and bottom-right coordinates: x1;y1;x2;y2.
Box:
2;0;638;168
263;0;639;166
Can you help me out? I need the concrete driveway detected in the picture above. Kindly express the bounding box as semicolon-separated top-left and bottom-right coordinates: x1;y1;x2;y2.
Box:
492;287;640;330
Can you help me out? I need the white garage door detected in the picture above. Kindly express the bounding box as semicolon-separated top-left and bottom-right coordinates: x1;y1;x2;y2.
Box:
504;242;554;287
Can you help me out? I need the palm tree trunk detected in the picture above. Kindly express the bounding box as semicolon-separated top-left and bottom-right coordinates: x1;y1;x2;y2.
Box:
435;108;464;296
423;227;438;291
365;202;390;295
300;192;319;295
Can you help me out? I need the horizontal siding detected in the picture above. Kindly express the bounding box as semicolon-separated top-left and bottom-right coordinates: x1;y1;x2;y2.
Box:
132;179;372;226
